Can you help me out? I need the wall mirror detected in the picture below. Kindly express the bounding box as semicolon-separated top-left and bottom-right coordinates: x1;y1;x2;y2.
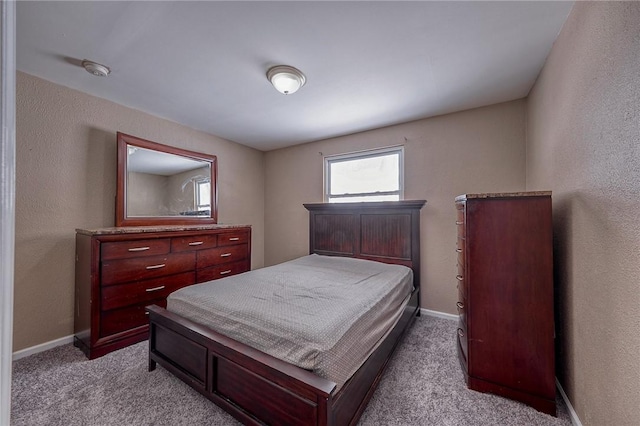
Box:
116;132;218;226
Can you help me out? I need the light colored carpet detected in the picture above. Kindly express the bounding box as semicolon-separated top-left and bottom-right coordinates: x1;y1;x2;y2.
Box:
11;316;572;425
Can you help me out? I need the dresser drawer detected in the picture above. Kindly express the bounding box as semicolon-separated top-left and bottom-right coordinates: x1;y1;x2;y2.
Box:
456;298;467;327
197;244;249;269
101;252;196;286
197;259;250;283
456;202;465;216
101;271;195;311
458;280;466;305
457;322;468;364
171;235;218;252
101;239;171;260
100;299;166;338
456;244;465;270
456;271;466;297
456;203;466;238
457;328;468;372
456;254;466;281
218;231;250;246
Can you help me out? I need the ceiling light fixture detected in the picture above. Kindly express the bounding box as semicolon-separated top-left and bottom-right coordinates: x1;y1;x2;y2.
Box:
82;59;111;77
267;65;306;95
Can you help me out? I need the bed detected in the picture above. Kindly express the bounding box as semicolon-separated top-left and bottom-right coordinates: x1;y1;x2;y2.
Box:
146;200;426;425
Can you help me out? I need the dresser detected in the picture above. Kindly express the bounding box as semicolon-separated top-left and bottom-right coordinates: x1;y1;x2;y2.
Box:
455;192;555;415
74;225;251;359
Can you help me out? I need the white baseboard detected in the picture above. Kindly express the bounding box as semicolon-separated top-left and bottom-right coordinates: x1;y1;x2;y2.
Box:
420;308;458;321
11;310;455;359
12;334;74;361
556;378;583;426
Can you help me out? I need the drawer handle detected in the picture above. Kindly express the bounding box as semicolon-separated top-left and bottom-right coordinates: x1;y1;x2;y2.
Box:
228;237;240;241
456;248;463;253
145;285;165;292
456;274;464;281
128;246;150;252
457;328;465;338
455;221;463;225
188;241;204;246
220;270;232;275
456;301;464;310
220;253;232;257
146;263;166;270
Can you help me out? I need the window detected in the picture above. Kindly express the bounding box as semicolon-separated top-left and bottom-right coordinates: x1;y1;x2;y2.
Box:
195;179;211;213
324;146;404;203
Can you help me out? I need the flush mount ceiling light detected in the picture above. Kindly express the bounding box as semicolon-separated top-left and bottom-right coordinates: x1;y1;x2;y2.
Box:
267;65;306;95
82;59;111;77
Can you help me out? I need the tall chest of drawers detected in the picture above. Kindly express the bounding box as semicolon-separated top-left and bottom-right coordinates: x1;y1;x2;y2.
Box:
74;225;251;359
455;192;555;415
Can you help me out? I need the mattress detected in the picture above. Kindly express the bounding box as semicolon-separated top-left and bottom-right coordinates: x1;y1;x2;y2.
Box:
167;254;413;391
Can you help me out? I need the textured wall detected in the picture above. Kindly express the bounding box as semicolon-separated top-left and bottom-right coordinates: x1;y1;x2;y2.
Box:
166;166;209;215
265;100;527;314
14;72;265;351
526;2;640;424
127;172;166;216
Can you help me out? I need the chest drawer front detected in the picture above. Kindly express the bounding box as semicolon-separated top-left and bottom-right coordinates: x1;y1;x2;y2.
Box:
456;202;466;238
218;231;250;246
457;321;468;365
456;270;466;297
197;244;249;268
101;252;196;286
100;299;166;338
456;240;465;270
196;259;250;283
101;271;195;311
101;239;171;261
171;235;218;252
456;298;467;327
457;329;468;372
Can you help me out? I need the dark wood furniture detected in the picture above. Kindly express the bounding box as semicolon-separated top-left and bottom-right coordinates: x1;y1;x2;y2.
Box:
116;132;219;226
74;225;251;359
147;200;426;426
455;192;555;415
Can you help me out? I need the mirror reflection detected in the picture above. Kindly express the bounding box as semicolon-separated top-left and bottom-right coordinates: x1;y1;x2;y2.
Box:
115;132;218;226
126;146;211;217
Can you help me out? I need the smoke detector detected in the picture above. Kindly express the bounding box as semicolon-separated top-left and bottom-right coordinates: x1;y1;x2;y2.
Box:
82;60;110;77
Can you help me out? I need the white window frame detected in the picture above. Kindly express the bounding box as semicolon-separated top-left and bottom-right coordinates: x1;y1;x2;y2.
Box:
324;146;404;203
194;179;211;212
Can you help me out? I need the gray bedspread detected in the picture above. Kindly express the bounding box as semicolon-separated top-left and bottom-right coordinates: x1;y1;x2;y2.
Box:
167;254;413;391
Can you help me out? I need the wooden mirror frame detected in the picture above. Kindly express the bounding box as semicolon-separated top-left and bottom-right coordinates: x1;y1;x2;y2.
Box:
115;132;218;227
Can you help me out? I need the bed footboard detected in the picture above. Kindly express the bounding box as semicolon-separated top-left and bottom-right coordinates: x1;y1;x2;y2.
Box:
147;286;419;426
147;304;336;426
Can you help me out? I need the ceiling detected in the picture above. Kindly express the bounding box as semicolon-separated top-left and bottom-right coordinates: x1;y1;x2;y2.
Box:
16;1;574;152
128;146;207;176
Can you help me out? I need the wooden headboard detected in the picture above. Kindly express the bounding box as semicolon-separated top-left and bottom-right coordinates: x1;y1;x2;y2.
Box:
303;200;426;291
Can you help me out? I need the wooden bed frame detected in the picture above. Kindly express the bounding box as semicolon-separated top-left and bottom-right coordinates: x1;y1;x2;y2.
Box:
147;200;426;425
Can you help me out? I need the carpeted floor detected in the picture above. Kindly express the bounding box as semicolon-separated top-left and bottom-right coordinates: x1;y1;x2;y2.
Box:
11;316;572;425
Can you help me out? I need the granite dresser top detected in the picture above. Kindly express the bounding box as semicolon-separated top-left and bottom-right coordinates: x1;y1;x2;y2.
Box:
455;191;551;202
76;224;250;236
